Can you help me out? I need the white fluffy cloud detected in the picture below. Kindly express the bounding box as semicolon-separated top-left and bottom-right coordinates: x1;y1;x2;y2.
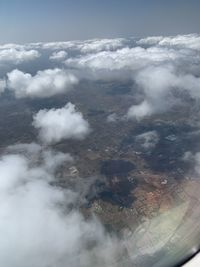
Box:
33;103;90;144
0;48;40;64
127;100;154;120
65;46;180;73
137;34;200;51
0;143;123;267
49;50;68;61
7;68;78;98
127;65;200;119
77;38;126;53
135;65;200;98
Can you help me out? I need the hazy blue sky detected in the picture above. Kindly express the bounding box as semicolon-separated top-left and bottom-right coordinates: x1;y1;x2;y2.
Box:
0;0;199;43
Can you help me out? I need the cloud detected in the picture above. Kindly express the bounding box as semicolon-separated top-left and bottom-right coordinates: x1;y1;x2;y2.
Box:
27;38;126;54
135;131;159;150
149;66;200;96
0;48;40;64
2;34;200;120
77;38;126;54
137;34;200;51
0;44;26;50
64;45;186;82
127;65;200;119
0;143;124;267
7;68;78;98
127;65;178;119
65;46;179;73
136;36;164;46
0;79;6;94
32;103;90;144
49;50;68;61
127;100;153;120
7;142;73;173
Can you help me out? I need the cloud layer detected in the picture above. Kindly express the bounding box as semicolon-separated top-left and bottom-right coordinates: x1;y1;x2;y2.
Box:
137;34;200;50
1;34;200;115
33;103;90;144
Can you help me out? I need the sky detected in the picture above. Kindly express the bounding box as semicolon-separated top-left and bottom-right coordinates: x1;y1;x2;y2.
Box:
0;0;199;43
